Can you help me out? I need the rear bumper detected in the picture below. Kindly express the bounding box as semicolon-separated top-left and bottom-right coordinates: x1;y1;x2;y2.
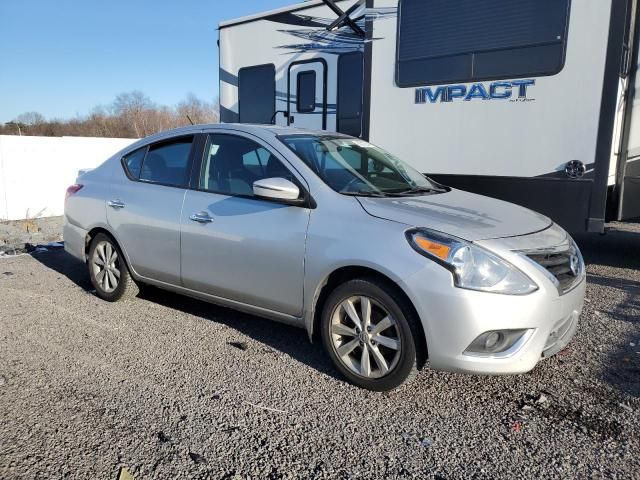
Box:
63;219;87;262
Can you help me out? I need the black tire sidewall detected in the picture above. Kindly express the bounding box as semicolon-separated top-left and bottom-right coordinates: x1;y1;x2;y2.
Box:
321;278;419;391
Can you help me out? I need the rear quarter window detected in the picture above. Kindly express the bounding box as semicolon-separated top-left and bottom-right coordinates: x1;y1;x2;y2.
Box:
122;147;147;179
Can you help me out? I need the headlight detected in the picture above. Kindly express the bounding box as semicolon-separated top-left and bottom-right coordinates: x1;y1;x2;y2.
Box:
406;228;538;295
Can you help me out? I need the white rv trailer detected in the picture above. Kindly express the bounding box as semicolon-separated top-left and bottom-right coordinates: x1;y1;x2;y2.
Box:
219;0;640;233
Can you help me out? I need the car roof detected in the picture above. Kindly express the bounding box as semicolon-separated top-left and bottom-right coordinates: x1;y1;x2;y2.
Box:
144;123;342;140
204;123;323;136
119;123;351;155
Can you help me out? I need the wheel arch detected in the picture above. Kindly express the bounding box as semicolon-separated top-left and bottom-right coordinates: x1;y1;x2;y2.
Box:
84;226;137;278
307;265;428;366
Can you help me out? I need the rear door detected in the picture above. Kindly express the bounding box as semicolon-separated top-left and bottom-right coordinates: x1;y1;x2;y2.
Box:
107;136;197;285
288;60;327;130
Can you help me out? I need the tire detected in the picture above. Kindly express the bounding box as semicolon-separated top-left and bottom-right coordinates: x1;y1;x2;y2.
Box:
320;277;422;391
88;233;139;302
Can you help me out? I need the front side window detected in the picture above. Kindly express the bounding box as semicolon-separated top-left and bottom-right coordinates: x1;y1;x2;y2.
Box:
200;134;296;197
279;135;441;196
139;137;193;187
396;0;571;87
297;71;317;113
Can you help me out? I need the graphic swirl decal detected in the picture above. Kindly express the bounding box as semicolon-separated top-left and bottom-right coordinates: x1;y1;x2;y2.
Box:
274;7;397;54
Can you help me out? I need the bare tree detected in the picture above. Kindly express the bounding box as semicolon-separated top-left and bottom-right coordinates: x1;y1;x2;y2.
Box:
112;91;155;137
0;91;220;138
177;93;219;125
14;112;46;126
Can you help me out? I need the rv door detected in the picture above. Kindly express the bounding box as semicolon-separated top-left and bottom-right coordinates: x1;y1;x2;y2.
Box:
288;60;327;130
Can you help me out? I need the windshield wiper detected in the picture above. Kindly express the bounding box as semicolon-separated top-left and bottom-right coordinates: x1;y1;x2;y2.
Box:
383;186;446;196
341;190;388;198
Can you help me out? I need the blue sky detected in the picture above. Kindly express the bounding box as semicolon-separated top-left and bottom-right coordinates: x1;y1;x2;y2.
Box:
0;0;296;123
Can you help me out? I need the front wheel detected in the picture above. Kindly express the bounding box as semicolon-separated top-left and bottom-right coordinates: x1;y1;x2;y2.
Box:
321;278;422;391
88;233;139;302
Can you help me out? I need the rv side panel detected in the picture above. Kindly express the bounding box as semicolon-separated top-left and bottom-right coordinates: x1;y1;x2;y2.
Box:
367;0;614;232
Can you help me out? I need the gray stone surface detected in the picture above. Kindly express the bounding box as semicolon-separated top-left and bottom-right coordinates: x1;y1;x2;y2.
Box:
0;216;64;254
0;223;638;479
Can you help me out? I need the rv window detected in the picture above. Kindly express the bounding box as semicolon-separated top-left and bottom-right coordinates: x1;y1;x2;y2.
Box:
297;71;316;113
337;52;364;137
238;64;276;124
396;0;571;87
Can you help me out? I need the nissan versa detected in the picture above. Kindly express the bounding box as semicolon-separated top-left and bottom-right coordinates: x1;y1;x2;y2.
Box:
64;124;586;391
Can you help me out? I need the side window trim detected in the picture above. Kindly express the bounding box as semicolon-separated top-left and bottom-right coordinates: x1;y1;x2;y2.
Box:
192;131;313;206
188;133;209;190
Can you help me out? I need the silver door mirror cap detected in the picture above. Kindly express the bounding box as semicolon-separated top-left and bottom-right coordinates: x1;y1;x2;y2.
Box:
253;177;301;202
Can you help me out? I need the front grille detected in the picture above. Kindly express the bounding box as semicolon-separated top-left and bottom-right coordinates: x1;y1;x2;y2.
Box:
527;246;583;294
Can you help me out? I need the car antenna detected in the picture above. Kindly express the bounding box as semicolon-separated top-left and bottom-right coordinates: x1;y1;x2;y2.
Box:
186;115;194;125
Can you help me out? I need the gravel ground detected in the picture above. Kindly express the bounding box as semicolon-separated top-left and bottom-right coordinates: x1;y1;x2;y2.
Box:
0;223;638;479
0;216;63;254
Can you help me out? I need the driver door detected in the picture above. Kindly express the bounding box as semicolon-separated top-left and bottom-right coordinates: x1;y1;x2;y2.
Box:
180;132;311;316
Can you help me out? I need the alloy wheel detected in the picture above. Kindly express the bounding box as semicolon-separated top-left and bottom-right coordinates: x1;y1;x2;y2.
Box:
330;296;401;379
91;240;121;293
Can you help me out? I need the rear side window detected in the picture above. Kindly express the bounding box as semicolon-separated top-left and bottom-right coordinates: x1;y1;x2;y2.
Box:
122;147;146;179
396;0;571;87
297;71;317;113
238;64;276;124
139;137;194;187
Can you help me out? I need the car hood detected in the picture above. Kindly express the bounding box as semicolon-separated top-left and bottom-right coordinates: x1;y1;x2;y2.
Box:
357;189;553;241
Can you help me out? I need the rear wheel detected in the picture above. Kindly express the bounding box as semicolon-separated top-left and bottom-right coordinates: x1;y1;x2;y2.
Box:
321;278;421;391
88;233;139;302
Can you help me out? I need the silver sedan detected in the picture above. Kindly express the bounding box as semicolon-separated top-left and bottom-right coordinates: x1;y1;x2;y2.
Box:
64;124;585;391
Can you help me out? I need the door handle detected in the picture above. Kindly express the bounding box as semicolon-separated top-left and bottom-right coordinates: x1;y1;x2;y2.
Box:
108;200;126;209
190;212;214;224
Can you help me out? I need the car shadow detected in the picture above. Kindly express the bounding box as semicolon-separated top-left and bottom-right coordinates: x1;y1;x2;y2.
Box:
32;250;342;382
586;273;640;323
603;329;640;398
587;271;640;398
573;221;640;270
575;224;640;398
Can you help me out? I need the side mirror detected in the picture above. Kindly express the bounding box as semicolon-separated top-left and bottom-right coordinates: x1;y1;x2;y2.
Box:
253;177;301;203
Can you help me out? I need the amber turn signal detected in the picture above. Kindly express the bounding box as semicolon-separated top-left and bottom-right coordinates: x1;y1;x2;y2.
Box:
414;236;451;260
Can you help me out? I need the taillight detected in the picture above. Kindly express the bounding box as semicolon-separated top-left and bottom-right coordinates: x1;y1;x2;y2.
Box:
65;184;83;201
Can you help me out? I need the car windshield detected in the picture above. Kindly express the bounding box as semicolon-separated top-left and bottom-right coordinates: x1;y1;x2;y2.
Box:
278;135;444;196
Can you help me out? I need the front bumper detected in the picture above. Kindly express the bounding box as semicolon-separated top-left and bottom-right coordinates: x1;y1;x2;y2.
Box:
401;232;585;375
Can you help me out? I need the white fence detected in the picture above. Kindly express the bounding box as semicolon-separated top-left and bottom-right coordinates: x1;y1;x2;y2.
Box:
0;135;136;221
